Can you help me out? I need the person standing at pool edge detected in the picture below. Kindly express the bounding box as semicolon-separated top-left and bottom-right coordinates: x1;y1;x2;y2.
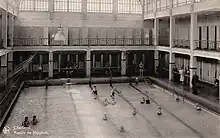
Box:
139;62;144;77
192;72;199;95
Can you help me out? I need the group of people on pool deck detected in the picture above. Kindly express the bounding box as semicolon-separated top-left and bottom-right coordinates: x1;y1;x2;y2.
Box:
22;116;38;127
140;96;150;104
91;85;117;105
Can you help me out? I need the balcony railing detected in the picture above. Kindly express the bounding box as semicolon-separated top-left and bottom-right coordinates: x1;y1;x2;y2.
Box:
158;38;170;47
194;0;205;3
12;38;49;46
173;39;190;49
147;0;205;13
11;38;153;47
173;1;191;7
156;5;171;11
195;40;220;51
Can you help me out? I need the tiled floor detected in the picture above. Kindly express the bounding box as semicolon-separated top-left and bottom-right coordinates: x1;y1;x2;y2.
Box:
1;83;219;138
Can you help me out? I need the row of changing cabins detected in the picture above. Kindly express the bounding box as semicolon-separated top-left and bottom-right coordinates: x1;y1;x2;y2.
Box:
11;51;219;85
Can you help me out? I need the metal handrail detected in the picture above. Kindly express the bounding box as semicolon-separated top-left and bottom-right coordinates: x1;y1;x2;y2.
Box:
195;40;220;51
173;1;191;7
11;38;154;47
173;39;190;48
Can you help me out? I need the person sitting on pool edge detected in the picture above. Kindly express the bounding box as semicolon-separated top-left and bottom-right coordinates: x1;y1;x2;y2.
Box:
22;116;30;127
140;97;145;104
67;78;71;83
31;115;38;125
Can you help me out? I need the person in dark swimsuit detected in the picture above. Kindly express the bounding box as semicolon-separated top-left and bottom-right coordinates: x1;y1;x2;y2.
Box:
93;86;98;99
22;116;30;127
145;96;150;104
140;97;145;104
110;88;115;99
31;115;38;125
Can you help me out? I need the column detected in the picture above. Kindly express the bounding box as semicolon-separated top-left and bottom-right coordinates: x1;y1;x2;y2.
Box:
170;15;175;48
142;53;145;63
109;54;112;66
7;52;13;78
43;27;49;45
76;54;79;67
2;10;8;48
82;0;87;19
154;18;159;46
49;0;54;20
117;54;120;70
86;49;91;77
219;75;220;100
189;56;197;88
141;0;145;46
217;26;220;50
1;54;8;84
154;50;159;73
49;0;54;12
153;0;157;12
11;14;14;46
92;54;95;68
101;54;103;67
113;0;118;21
121;51;126;76
218;60;220;99
63;27;68;45
134;53;137;64
67;54;70;62
169;52;175;81
8;14;13;47
49;52;53;78
190;12;197;50
58;54;61;72
39;54;43;65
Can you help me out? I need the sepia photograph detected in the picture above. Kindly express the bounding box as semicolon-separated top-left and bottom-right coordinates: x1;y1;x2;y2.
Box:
0;0;219;137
